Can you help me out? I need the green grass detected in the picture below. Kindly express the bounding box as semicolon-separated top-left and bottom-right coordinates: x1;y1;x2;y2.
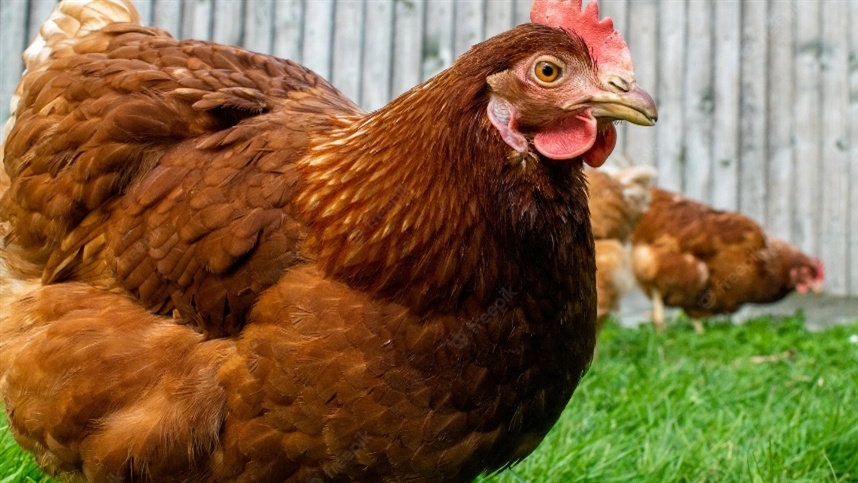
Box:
0;420;50;483
480;315;858;482
2;314;857;482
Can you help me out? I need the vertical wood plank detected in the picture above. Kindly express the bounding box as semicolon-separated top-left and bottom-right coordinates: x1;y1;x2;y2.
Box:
152;0;183;37
361;0;394;111
272;0;304;62
391;0;425;98
0;0;28;145
655;0;687;191
331;0;365;104
422;1;454;80
710;0;741;211
513;0;531;25
182;0;214;41
136;0;154;26
683;0;714;202
738;0;767;223
28;0;57;41
765;1;795;242
819;0;850;294
302;0;335;81
453;0;483;58
849;0;858;294
484;0;514;39
212;0;244;47
244;0;274;54
792;0;821;257
622;0;657;167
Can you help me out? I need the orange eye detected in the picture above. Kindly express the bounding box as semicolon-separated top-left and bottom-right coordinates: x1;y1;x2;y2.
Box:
533;59;563;85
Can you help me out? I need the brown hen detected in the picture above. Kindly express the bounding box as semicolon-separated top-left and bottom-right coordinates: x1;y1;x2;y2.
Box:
631;188;824;331
586;166;655;327
0;0;656;480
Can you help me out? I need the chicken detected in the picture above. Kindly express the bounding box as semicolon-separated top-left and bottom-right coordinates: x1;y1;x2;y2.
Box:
587;165;656;242
0;0;656;480
586;166;656;327
631;188;824;331
594;239;634;326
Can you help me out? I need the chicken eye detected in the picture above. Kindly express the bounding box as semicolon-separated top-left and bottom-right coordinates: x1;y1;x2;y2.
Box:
533;58;564;86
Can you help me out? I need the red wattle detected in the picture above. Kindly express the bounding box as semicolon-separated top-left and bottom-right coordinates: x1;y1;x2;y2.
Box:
533;110;618;168
533;113;596;161
583;125;617;168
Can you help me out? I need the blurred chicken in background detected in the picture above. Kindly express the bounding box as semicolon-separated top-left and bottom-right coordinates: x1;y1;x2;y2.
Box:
631;188;824;332
587;165;657;328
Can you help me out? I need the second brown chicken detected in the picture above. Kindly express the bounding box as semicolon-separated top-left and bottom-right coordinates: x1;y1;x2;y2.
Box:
631;188;824;331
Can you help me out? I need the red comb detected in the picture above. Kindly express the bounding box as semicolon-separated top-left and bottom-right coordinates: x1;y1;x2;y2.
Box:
530;0;633;74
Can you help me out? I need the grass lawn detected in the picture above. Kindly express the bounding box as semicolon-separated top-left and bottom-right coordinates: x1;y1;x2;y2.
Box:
0;421;51;483
480;314;858;482
2;314;857;482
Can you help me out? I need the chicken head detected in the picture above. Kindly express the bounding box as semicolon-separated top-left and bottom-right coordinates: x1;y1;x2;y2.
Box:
792;259;825;294
487;0;657;167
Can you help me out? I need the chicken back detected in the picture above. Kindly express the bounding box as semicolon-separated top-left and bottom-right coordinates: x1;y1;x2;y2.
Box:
0;0;656;480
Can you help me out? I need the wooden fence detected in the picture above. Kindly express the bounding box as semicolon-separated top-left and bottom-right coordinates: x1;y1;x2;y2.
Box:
1;0;857;298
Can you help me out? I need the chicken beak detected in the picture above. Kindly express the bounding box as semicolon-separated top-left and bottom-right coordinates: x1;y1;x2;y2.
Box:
586;85;658;126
